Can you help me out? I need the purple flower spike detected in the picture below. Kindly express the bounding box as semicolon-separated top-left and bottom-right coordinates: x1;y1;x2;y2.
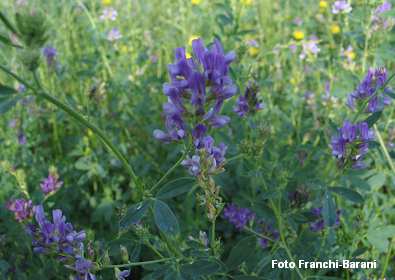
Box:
28;205;95;279
347;68;390;113
18;131;27;145
331;120;374;169
234;82;263;117
74;258;96;280
43;46;57;67
154;37;239;175
6;199;33;222
40;172;63;195
154;37;236;142
223;203;255;230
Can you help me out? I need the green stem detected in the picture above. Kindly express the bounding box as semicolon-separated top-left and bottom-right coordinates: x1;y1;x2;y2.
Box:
211;219;216;254
270;201;305;280
151;151;187;193
99;258;172;270
374;124;395;176
381;238;393;278
244;227;275;242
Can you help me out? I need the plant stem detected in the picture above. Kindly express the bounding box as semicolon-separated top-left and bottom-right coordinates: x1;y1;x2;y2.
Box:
100;258;172;270
374;124;395;176
244;227;275;242
381;238;393;278
270;201;305;280
211;218;216;254
151;151;187;193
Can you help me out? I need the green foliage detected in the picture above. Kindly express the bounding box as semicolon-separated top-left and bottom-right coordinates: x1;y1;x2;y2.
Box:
0;0;395;279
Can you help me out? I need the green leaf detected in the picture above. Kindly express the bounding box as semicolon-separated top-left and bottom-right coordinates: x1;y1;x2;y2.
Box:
352;247;368;258
0;84;17;96
0;96;20;114
156;177;195;200
0;260;10;278
181;259;223;276
329;187;364;204
385;89;395;99
365;111;382;127
153;199;180;236
367;225;395;252
119;200;151;230
0;34;21;48
367;173;386;190
0;12;18;34
0;84;20;114
322;191;336;227
225;236;256;270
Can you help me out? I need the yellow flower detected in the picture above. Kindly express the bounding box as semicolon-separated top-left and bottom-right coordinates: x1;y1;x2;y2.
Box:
319;0;328;9
186;52;192;59
241;0;253;6
345;50;356;60
102;0;112;6
120;45;128;54
248;47;259;56
191;0;202;5
293;30;304;40
330;24;341;34
188;35;200;46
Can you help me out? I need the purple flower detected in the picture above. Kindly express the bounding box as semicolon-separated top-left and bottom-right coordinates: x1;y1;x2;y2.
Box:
107;28;122;42
17;84;26;93
289;44;297;53
182;155;201;176
40;172;63;195
310;219;325;232
118;270;130;280
99;7;118;21
309;207;341;232
43;46;57;67
74;258;96;280
6;199;33;222
18;131;27;145
234;82;264;117
154;38;236;143
347;68;390;113
246;39;259;47
8;119;17;128
258;223;279;249
28;205;94;279
375;1;392;15
332;1;352;14
331;120;374;169
372;2;394;30
154;38;238;175
223;203;255;230
299;39;320;60
183;137;228;176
